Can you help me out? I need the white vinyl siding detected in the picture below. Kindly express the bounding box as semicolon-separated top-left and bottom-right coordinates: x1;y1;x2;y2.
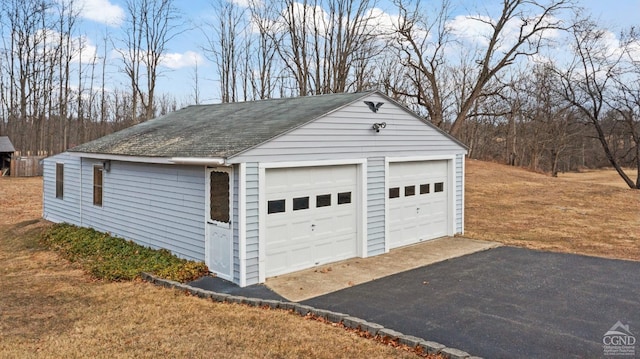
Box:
79;159;206;261
43;153;81;225
230;94;466;164
456;154;465;234
366;157;385;255
244;162;260;285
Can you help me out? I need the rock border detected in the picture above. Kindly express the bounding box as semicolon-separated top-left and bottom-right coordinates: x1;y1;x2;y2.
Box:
141;272;481;359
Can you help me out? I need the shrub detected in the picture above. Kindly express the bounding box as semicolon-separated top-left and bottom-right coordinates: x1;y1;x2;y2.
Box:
42;223;209;282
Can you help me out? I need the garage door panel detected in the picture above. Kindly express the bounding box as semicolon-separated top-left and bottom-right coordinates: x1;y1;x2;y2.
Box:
266;165;358;277
389;160;449;249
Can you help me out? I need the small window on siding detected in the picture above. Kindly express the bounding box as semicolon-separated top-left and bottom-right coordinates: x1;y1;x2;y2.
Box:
389;187;400;199
316;194;331;208
55;163;64;199
338;192;352;204
93;165;103;206
293;197;309;210
404;185;415;196
420;184;430;194
434;182;444;192
268;199;285;214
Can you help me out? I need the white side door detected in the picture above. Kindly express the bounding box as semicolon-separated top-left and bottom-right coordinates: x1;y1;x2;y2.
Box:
205;167;233;281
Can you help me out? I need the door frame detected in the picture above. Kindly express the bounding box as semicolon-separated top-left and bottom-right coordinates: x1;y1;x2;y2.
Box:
205;166;234;281
384;155;456;253
258;159;367;283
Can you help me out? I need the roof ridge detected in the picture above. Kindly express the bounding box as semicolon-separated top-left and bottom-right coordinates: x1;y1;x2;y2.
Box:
184;91;376;108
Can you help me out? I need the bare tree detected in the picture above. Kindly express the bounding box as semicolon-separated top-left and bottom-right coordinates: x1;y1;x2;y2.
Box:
191;58;201;105
261;0;380;96
393;0;573;136
556;19;638;188
116;0;181;122
202;0;246;103
609;28;640;187
520;64;579;175
247;0;280;100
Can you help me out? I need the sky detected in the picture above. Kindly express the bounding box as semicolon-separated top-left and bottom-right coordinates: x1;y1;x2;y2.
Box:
70;0;640;106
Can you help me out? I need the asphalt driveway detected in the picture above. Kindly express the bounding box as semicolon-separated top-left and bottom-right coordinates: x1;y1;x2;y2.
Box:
303;246;640;358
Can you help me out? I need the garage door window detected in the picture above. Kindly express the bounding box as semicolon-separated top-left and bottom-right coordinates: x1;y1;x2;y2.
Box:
389;187;400;199
316;194;331;207
268;199;285;214
420;184;430;194
337;192;351;204
434;182;444;192
293;197;309;210
405;185;415;196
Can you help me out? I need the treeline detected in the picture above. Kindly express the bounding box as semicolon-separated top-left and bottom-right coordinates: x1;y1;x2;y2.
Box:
0;0;638;187
0;0;180;154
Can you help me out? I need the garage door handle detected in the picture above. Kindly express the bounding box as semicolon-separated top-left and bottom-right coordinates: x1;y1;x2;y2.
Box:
311;224;315;231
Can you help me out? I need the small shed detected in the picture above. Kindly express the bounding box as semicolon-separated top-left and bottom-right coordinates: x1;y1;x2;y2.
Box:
0;136;15;176
43;91;468;286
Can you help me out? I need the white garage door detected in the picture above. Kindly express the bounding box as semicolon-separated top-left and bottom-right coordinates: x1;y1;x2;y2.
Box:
388;160;449;249
265;165;358;277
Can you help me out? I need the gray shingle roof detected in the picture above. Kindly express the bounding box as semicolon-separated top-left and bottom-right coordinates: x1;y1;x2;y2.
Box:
69;92;372;158
0;136;15;153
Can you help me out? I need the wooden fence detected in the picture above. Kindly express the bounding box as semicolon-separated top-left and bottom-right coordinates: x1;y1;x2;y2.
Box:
10;151;47;177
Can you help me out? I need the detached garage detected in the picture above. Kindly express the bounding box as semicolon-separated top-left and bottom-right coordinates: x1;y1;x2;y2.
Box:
43;90;467;287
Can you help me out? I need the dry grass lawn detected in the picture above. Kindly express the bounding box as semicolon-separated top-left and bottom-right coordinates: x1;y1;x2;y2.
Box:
465;160;640;260
558;167;639;189
0;177;419;358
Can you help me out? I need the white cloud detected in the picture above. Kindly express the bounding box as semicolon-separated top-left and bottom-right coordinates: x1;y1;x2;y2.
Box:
447;15;494;47
229;0;253;7
285;2;329;33
75;0;125;27
72;36;98;64
627;39;640;61
364;7;398;36
161;51;206;69
35;29;98;64
600;30;622;56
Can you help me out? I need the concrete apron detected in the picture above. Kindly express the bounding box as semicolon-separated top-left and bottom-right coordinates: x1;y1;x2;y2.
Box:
265;236;502;302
